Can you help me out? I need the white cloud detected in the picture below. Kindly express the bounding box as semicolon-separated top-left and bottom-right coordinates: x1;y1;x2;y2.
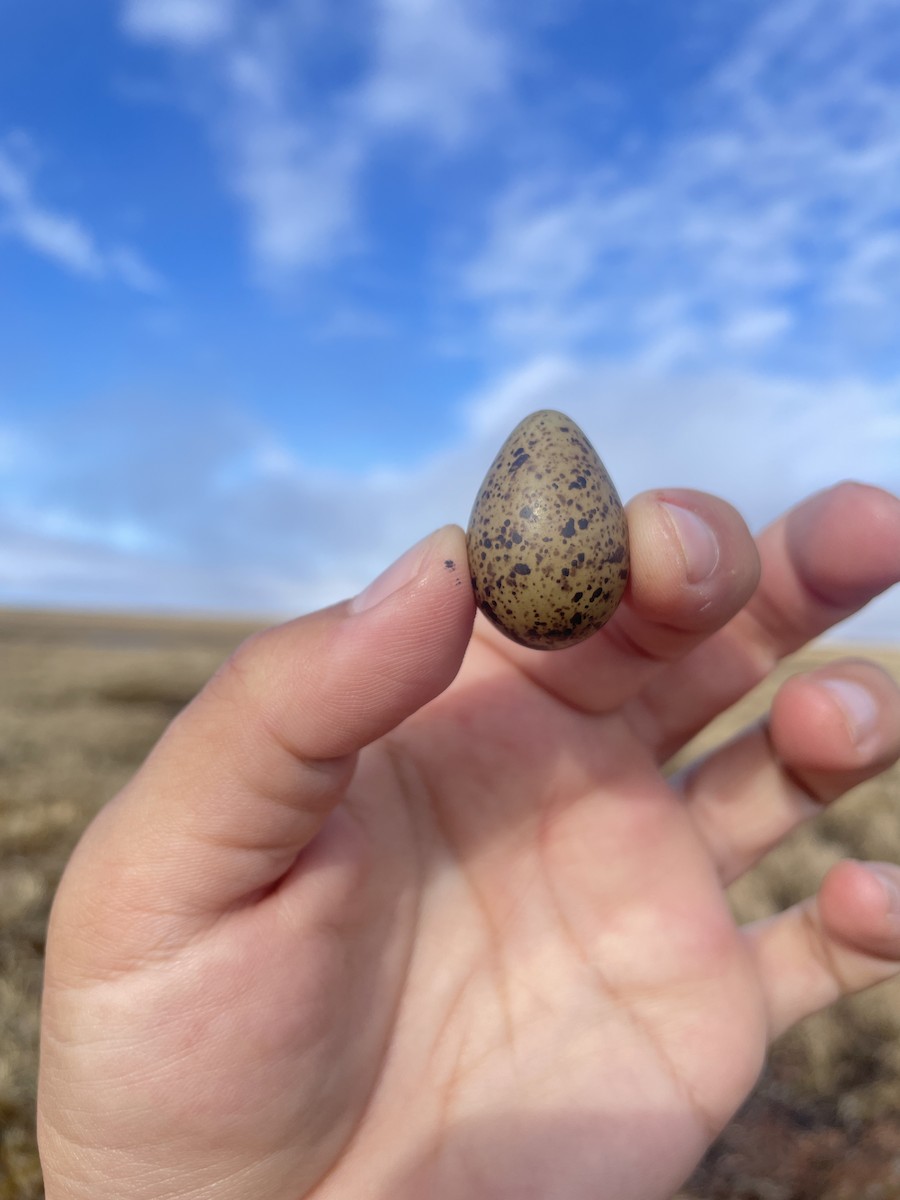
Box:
121;0;236;47
4;361;899;639
117;0;518;278
0;137;164;291
459;0;900;367
721;308;793;351
108;246;166;294
5;202;104;278
0;424;33;474
0;144;29;203
829;232;900;311
459;358;900;535
229;119;362;276
120;4;366;277
0;146;103;277
360;0;512;147
464;173;630;304
6;503;164;555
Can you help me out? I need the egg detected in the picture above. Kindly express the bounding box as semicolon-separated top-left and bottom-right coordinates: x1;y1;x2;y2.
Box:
466;409;629;650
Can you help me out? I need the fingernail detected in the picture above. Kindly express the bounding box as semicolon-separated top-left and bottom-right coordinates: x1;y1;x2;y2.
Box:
821;678;879;746
866;863;900;919
350;534;432;614
661;502;720;584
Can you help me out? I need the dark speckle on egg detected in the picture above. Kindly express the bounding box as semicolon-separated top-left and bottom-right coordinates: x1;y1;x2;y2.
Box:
465;409;630;651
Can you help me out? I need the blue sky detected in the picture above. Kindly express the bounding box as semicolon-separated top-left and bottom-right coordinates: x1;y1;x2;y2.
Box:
2;0;900;638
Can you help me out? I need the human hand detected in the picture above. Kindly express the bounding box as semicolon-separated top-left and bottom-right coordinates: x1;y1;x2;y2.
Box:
38;482;900;1200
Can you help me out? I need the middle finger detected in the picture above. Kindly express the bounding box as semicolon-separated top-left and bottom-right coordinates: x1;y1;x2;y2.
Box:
481;488;760;717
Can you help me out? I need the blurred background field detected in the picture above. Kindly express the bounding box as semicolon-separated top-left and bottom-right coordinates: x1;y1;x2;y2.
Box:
0;608;260;1200
2;607;900;1199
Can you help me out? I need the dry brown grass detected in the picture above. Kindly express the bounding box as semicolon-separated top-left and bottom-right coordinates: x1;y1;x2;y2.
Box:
1;608;899;1199
0;609;261;1199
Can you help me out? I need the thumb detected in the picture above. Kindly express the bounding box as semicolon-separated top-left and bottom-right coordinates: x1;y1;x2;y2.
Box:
65;526;474;927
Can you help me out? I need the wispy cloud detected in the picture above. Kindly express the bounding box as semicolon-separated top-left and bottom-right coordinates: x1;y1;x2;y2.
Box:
118;0;518;278
110;0;900;346
3;361;899;635
0;135;164;292
121;2;359;278
0;141;103;278
359;0;512;148
460;0;900;368
121;0;236;47
106;245;166;293
229;117;362;277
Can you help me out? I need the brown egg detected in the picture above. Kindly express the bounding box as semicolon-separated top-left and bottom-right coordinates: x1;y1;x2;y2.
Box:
466;409;629;650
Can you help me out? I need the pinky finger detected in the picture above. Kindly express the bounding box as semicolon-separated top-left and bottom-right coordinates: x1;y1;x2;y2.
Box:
746;858;900;1042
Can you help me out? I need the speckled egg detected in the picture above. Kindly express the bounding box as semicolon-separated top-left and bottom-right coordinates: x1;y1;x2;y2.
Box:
466;410;629;650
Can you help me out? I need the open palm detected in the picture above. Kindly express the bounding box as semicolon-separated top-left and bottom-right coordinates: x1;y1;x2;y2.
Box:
39;484;900;1200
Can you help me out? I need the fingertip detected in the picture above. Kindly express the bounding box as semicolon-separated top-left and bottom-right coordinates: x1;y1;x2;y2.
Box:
819;859;900;953
623;489;759;632
340;523;480;700
409;522;475;632
349;523;475;653
786;482;900;608
750;856;900;1041
351;524;472;617
862;863;900;936
818;677;881;750
769;660;900;772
